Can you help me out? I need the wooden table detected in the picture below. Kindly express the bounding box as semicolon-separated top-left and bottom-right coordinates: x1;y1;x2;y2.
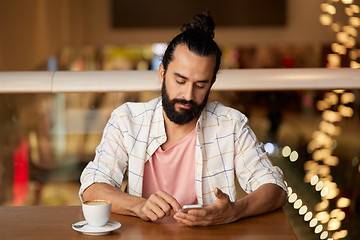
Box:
0;206;297;240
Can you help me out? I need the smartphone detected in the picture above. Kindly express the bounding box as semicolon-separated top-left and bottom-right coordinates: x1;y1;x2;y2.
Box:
181;204;203;213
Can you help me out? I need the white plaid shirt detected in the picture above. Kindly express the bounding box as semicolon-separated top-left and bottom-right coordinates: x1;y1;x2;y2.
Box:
80;97;286;205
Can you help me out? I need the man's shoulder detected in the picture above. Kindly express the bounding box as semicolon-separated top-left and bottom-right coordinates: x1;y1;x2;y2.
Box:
204;102;247;121
112;97;161;117
111;98;161;123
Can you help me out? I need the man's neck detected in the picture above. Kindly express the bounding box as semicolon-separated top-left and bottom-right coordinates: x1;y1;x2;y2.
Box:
161;109;198;151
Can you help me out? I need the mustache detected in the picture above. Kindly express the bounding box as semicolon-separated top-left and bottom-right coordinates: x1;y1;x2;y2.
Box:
171;98;197;107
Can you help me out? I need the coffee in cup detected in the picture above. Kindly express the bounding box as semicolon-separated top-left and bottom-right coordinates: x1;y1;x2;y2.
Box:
82;200;111;227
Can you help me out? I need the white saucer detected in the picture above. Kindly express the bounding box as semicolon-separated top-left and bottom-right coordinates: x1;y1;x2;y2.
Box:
72;220;121;235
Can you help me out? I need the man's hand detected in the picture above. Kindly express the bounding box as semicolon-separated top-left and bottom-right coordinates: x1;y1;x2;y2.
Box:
138;190;181;222
174;188;238;226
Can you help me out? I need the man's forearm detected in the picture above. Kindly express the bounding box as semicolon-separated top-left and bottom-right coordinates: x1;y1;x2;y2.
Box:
82;182;145;217
233;183;287;220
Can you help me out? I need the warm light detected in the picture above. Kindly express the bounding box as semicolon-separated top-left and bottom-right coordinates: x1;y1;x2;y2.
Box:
338;105;354;117
321;175;333;182
313;148;332;160
322;110;342;122
343;26;357;37
304;160;318;171
323;181;337;190
337;197;351;208
312;131;333;148
331;43;347;55
341;0;353;4
333;89;345;94
309;218;318;227
341;92;355;104
336;32;349;44
350;4;360;13
316;100;330;111
332;230;348;239
349;17;360;27
321;187;329;197
323;156;339;166
299;205;308;215
315;224;323;233
316;181;324;191
350;61;360;69
294;199;303;209
325;187;340;199
311;175;319;185
319;121;341;136
319;165;331;176
282;146;291;157
331;23;341;32
344;36;356;48
289;151;299;162
327;54;341;67
328;219;341;231
324;92;339;105
321;3;337;14
319;14;333;25
330;209;346;221
304;172;316;183
288;193;297;203
320;231;329;239
316;211;330;224
304;211;313;221
315;199;330;211
345;7;353;16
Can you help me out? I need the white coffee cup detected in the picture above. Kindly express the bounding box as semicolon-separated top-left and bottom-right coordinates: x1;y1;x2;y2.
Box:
82;200;111;227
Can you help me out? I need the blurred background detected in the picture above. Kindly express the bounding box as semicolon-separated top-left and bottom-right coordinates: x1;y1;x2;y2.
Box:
0;0;360;239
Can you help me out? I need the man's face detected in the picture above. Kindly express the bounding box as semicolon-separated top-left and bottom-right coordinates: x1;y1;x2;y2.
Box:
159;45;216;125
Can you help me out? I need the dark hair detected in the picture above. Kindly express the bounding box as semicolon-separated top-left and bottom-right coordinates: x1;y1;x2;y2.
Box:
162;10;222;79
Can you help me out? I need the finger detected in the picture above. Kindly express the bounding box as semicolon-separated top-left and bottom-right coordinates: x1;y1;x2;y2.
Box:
140;206;159;222
214;188;230;201
175;214;208;226
155;190;181;212
148;194;172;217
146;200;168;219
187;208;207;217
174;208;207;222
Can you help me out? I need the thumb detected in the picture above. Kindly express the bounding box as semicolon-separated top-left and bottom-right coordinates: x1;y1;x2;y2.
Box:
214;188;229;201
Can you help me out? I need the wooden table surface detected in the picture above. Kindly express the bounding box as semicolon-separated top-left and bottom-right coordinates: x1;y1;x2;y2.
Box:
0;206;297;240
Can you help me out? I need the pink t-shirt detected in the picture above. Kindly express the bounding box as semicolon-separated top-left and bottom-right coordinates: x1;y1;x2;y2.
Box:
142;130;197;206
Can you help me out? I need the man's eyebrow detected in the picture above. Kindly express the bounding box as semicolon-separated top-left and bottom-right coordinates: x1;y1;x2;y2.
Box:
174;72;188;80
174;72;210;83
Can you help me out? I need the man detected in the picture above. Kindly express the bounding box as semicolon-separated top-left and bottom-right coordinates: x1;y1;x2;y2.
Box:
79;11;287;226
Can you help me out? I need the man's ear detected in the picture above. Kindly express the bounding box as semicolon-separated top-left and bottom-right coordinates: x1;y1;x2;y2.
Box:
158;63;165;84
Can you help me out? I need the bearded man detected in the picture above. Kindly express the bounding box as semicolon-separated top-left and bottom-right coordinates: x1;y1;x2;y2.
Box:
79;11;287;226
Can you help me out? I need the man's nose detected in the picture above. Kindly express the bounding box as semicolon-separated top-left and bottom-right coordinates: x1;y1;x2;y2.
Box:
183;84;194;101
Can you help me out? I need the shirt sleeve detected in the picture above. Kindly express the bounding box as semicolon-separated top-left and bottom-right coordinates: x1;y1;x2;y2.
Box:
234;115;287;195
78;110;128;201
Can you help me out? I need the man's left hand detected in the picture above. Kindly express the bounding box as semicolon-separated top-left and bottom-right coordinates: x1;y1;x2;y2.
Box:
173;188;239;226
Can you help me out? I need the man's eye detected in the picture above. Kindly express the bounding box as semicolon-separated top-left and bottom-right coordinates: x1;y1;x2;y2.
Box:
195;84;205;89
176;80;185;85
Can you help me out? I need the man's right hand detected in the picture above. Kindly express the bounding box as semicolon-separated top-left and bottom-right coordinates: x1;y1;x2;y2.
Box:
138;190;181;221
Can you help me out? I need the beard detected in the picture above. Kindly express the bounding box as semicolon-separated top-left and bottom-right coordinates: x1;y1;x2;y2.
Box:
161;78;210;125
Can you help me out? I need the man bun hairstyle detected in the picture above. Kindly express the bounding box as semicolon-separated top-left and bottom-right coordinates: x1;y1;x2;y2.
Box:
181;9;215;39
162;10;222;79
